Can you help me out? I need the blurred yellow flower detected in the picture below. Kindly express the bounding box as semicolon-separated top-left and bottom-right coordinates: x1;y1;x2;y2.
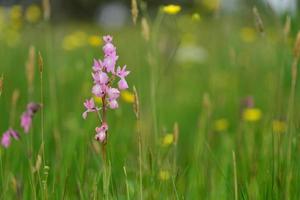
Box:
62;31;87;50
243;108;262;122
62;37;76;50
159;170;170;181
272;120;287;133
240;27;256;43
93;96;102;104
73;31;87;43
88;35;102;47
25;4;42;24
192;13;201;22
162;134;174;146
214;118;229;132
202;0;220;11
10;5;22;21
121;91;135;103
162;4;181;15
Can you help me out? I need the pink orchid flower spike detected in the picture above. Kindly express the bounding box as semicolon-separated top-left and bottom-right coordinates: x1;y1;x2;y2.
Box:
83;34;131;145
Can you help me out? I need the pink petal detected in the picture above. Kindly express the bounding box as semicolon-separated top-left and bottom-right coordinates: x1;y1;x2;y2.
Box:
118;78;128;90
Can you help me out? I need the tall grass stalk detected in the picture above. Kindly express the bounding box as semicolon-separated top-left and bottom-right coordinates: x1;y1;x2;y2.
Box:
285;30;300;199
123;166;130;200
133;86;143;199
38;52;45;165
172;122;179;198
288;31;300;120
102;161;111;200
25;46;36;197
38;52;48;199
0;75;3;196
232;151;238;200
172;122;178;174
188;93;211;196
149;10;164;143
0;149;3;197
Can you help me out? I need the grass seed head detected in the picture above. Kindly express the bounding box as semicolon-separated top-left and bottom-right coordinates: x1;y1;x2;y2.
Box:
38;51;43;73
12;89;20;107
133;86;140;119
253;7;264;35
0;74;3;97
26;45;35;92
203;93;211;110
173;122;179;145
293;31;300;59
32;154;42;173
141;17;150;42
42;0;51;20
284;16;291;39
131;0;138;25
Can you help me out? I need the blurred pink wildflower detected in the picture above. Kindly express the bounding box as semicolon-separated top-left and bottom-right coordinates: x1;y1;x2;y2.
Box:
20;102;41;133
21;112;32;133
1;128;20;148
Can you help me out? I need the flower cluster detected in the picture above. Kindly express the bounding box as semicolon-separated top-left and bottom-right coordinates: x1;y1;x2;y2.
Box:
21;102;41;133
83;35;130;143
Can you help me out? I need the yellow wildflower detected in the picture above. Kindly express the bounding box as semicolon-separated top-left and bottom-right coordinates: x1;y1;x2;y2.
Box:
162;4;181;15
72;31;87;45
62;31;87;50
25;4;42;23
88;35;102;47
121;91;135;103
243;108;262;122
214;118;229;132
240;27;256;43
159;170;170;181
272;120;287;133
62;36;75;50
202;0;220;11
162;134;174;147
10;5;22;21
192;13;201;22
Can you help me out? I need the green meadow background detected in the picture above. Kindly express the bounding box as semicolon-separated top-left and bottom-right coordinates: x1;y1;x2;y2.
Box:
1;1;300;199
